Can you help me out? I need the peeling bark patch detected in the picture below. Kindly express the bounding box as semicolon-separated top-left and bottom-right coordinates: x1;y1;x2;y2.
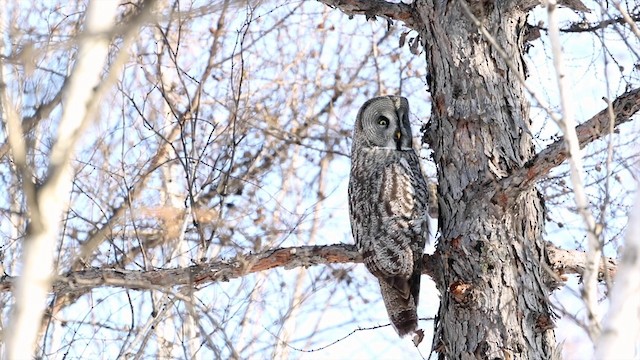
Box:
451;236;462;249
450;281;473;303
454;119;484;170
525;165;538;183
435;94;446;117
492;191;509;208
534;313;555;332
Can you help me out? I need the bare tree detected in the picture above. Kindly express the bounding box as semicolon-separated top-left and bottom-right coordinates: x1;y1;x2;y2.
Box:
0;0;638;359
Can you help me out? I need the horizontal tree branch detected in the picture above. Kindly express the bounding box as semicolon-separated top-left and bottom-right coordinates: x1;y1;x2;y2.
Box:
500;87;640;194
560;13;640;33
519;0;591;12
547;243;617;281
318;0;418;29
0;243;615;296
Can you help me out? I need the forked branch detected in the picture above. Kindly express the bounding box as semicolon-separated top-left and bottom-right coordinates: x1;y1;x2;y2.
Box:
502;87;640;192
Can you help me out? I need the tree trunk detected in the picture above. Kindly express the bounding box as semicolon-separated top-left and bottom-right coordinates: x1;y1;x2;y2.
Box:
415;0;558;358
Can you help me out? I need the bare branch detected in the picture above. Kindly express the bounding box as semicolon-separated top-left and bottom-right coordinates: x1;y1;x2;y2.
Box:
502;87;640;192
0;243;616;296
559;14;640;33
546;243;617;281
318;0;418;29
519;0;590;12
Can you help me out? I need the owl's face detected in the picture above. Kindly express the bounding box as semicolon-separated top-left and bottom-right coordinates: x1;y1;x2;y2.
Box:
354;96;413;150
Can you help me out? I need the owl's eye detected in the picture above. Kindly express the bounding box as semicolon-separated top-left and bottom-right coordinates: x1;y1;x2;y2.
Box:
377;117;389;127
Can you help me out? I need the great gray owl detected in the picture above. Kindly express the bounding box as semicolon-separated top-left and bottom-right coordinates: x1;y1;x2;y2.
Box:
348;95;429;339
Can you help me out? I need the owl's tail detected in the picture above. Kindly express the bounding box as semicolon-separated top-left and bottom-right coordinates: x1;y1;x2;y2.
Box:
378;273;421;337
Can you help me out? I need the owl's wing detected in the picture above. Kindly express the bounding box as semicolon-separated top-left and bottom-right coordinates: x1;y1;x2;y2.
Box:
378;152;429;289
384;275;412;300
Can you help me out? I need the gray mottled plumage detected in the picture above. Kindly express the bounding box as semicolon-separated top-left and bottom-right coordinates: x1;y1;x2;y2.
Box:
348;96;429;338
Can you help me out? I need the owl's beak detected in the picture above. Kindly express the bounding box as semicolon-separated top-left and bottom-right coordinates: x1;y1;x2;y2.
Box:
395;130;402;140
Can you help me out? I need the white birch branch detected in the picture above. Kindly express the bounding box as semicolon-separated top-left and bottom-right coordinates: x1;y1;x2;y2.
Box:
544;0;602;341
4;1;119;358
594;191;640;359
612;0;640;39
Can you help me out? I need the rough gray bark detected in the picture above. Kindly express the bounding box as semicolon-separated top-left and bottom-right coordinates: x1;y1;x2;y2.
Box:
414;0;557;358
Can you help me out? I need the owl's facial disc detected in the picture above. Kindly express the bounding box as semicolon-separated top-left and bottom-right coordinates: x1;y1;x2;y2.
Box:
357;96;414;151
